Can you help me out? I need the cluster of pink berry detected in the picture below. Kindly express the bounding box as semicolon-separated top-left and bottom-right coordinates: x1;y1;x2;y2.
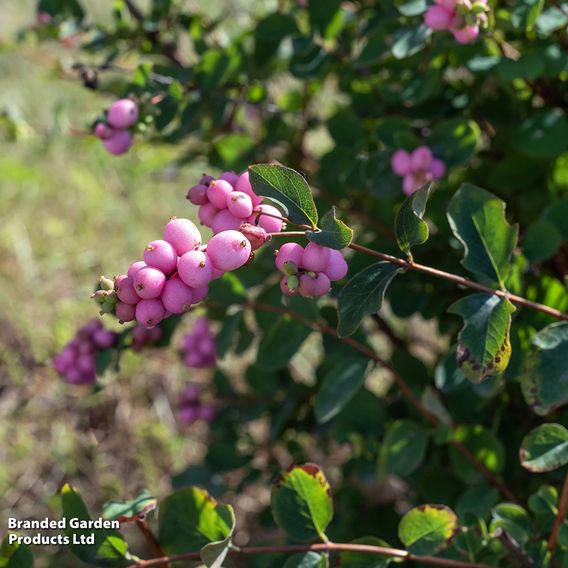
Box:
276;242;348;297
94;218;252;328
181;318;217;368
390;146;446;195
187;170;283;235
131;325;163;351
424;0;489;44
178;384;216;425
52;320;117;385
93;98;139;156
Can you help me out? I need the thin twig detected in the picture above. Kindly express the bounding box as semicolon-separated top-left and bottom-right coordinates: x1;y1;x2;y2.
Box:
135;520;171;568
126;541;492;568
548;470;568;555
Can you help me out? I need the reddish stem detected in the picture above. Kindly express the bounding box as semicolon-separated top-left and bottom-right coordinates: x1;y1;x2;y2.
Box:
548;470;568;556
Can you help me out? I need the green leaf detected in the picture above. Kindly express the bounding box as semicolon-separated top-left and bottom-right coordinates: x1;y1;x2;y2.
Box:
397;0;427;16
456;485;500;524
512;109;568;159
0;535;34;568
520;423;568;472
429;120;481;167
158;487;234;555
217;310;243;358
200;504;236;568
521;322;568;415
523;220;562;262
490;504;530;545
528;485;558;516
256;316;311;370
283;552;327;568
102;489;157;523
271;464;333;542
447;184;519;287
60;484;131;567
337;262;400;337
308;0;342;37
249;164;318;227
392;25;430;59
306;207;353;250
315;357;371;424
395;182;432;256
379;420;429;477
398;505;458;556
449;294;515;383
339;537;393;567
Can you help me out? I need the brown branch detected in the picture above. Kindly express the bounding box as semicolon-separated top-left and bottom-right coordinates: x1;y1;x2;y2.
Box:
135;520;171;568
495;528;535;568
126;541;492;568
548;470;568;556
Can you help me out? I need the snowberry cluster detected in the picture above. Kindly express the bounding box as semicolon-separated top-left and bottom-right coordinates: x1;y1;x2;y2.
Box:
276;242;348;297
52;320;117;385
93;218;252;328
424;0;489;44
131;325;163;352
93;98;139;156
187;170;283;235
178;384;216;425
181;317;217;368
391;146;446;195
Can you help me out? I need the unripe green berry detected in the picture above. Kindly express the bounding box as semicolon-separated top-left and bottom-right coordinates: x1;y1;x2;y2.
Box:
99;276;115;291
282;260;298;276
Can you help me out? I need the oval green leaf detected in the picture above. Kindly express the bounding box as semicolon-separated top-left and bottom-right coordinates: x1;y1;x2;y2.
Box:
490;504;530;545
520;423;568;472
379;419;429;477
0;535;34;568
307;207;353;250
102;489;157;523
395;182;432;257
339;536;393;567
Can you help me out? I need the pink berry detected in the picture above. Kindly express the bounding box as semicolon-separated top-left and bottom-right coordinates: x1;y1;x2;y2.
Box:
276;242;305;272
301;243;331;272
299;273;331;298
161;278;193;314
179;406;199;424
212;267;225;280
178;250;214;288
93;329;117;349
163;217;202;256
280;276;298;296
181;384;200;404
219;171;239;186
117;276;141;304
193;317;210;336
135;299;166;328
144;239;177;274
133;266;166;299
452;24;479;44
403;174;418;196
436;0;459;9
410;146;433;171
198;203;219;227
251;204;283;233
431;159;446;179
391;150;412;176
207;179;233;209
192;285;209;303
425;5;454;30
211;209;244;234
197;405;216;422
127;261;147;278
107;98;139;129
324;250;348;281
239;223;268;251
116;301;136;323
103;129;132;156
235;171;263;206
187;184;209;205
206;230;252;272
200;174;215;186
226;191;253;218
77;354;96;373
94;123;112;140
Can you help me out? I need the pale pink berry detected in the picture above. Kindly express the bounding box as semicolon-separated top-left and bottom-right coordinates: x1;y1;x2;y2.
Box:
133;266;166;299
181;384;200;404
103;129;132;156
452;24;479;44
250;204;283;233
187;184;209;205
116;301;136;323
425;5;454;30
192;285;209;303
410;146;433;171
193;317;210;336
239;223;268;251
219;171;239;186
135;299;166;328
211;209;243;234
212;267;225;280
235;171;263;206
197;405;215;422
178;250;214;288
276;243;305;272
127;261;146;278
179;406;199;424
391;150;412;176
299;273;331;298
144;239;177;274
93;329;116;349
116;275;141;304
403;174;418;196
107;98;139;129
198;203;219;226
76;354;96;373
324;250;348;281
431;159;446;179
206;230;252;272
436;0;459;9
227;191;253;218
161;278;193;314
280;276;298;296
301;242;331;272
163;217;202;255
207;179;233;209
94;123;112;140
200;174;215;186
